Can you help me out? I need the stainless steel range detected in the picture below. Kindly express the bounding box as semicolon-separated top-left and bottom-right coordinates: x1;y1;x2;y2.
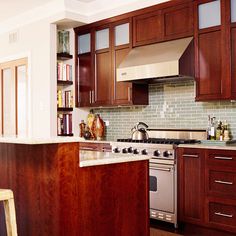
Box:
111;129;206;228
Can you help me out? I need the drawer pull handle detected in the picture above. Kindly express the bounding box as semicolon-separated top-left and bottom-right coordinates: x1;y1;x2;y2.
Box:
183;154;198;158
214;180;233;185
214;212;233;218
214;156;233;160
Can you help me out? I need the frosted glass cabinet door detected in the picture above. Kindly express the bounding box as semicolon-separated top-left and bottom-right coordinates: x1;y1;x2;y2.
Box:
115;23;129;46
2;68;16;135
96;28;109;50
78;33;91;54
198;0;221;29
17;65;28;136
232;0;236;23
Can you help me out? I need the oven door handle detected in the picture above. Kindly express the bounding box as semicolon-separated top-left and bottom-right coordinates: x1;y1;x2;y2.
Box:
150;166;172;172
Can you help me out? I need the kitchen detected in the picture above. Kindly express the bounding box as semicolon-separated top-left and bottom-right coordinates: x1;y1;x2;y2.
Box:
0;0;236;235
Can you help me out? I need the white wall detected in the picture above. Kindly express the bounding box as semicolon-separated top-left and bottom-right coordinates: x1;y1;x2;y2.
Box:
0;18;54;138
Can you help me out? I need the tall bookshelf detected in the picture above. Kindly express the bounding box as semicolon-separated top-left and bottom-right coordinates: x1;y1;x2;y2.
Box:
57;30;74;136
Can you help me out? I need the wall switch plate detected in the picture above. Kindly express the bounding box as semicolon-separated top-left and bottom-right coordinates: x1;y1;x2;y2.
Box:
104;120;109;126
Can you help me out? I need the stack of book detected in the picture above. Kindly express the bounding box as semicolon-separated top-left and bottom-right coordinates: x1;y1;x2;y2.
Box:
57;113;73;135
57;62;72;81
57;90;73;108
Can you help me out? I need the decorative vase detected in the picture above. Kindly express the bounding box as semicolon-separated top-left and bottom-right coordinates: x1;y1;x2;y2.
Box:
92;114;105;140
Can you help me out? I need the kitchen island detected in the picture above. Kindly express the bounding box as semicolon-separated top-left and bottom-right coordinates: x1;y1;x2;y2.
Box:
0;138;149;236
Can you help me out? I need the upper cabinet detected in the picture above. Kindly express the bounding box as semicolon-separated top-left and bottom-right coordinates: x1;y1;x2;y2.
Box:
133;2;194;47
231;0;236;97
162;2;194;40
75;19;148;108
231;0;236;23
94;26;112;106
198;0;221;29
77;31;94;107
195;0;232;101
133;10;163;47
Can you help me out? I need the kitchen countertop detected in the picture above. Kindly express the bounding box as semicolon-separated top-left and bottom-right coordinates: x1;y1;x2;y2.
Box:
0;136;111;145
79;150;150;167
179;144;236;150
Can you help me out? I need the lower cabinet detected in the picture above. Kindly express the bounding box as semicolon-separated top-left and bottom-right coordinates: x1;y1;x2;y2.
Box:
178;147;236;233
177;148;205;224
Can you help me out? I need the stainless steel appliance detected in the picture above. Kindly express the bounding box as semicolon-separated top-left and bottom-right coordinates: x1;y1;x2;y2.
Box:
111;129;206;228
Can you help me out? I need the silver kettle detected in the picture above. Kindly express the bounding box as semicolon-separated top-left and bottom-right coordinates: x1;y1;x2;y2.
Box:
131;122;149;141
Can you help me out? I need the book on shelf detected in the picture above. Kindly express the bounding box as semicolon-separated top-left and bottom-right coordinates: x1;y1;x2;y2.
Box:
57;62;72;81
57;90;73;108
57;113;72;135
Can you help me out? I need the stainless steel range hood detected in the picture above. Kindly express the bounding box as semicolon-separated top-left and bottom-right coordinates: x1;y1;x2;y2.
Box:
117;37;194;83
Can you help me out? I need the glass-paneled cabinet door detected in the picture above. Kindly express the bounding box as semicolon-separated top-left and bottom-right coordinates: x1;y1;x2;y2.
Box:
198;0;221;29
78;33;91;54
96;28;109;50
231;0;236;23
115;23;129;46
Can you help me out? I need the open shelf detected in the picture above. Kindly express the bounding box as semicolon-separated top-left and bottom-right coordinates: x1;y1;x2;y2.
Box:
57;80;73;86
58;133;74;137
57;53;73;60
57;107;73;112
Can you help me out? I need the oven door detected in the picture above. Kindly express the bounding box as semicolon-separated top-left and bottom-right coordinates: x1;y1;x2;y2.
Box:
149;163;175;213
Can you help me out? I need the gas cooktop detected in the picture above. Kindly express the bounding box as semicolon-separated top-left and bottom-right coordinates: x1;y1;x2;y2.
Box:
117;138;200;145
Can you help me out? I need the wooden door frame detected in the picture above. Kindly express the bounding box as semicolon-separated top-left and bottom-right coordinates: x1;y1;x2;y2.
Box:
0;58;28;135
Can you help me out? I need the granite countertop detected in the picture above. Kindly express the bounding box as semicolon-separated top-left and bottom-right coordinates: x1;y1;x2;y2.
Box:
0;136;112;145
79;150;150;167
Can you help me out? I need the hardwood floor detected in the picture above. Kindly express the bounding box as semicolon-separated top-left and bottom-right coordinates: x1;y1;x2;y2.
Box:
150;228;183;236
150;220;236;236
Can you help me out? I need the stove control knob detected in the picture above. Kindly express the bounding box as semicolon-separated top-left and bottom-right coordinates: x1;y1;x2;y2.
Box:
142;149;148;155
153;150;161;157
113;147;120;153
122;148;128;154
163;151;172;157
133;149;139;154
128;147;133;153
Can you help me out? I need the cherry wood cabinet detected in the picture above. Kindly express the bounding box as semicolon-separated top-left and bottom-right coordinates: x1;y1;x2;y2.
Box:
177;148;205;225
231;23;236;96
0;142;149;236
133;10;163;47
162;2;194;40
77;53;94;107
75;19;148;108
194;0;232;101
133;2;194;47
178;147;236;234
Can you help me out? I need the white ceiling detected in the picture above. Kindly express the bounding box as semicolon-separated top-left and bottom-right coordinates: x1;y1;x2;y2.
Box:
0;0;54;22
0;0;169;34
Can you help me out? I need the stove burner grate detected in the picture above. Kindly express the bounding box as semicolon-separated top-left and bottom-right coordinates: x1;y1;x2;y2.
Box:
117;138;200;145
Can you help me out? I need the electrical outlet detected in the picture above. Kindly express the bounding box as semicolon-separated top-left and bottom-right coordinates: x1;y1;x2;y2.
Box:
104;120;109;126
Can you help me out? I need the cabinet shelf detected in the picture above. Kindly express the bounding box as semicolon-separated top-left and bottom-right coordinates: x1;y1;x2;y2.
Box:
58;133;74;137
57;107;73;112
57;53;73;60
57;80;73;86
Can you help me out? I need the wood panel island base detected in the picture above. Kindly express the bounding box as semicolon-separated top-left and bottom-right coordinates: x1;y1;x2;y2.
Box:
0;141;149;236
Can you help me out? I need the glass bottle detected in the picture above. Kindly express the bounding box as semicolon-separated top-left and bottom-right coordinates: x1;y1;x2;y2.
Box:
215;120;222;141
79;120;86;138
